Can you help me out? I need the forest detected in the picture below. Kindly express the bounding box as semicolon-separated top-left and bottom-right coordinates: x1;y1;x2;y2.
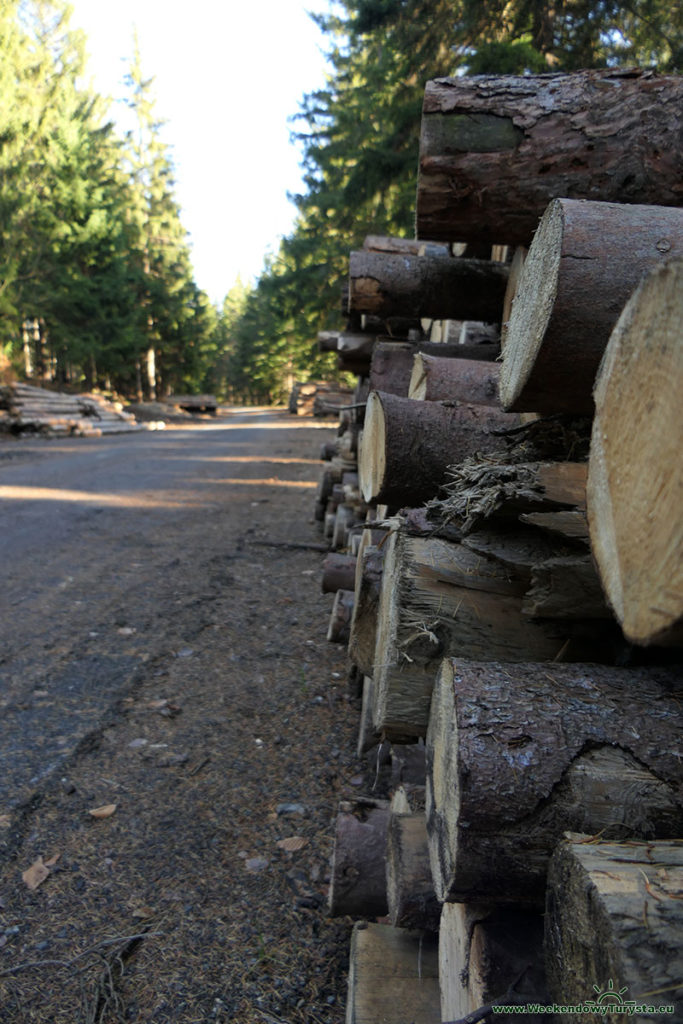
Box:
1;0;680;404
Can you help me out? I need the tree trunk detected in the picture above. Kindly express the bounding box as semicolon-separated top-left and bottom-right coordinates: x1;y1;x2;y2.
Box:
587;259;683;647
348;250;509;322
328;798;389;918
386;811;440;931
322;553;357;594
327;589;354;643
439;904;548;1024
426;659;683;906
416;69;683;245
359;392;520;507
346;922;440;1024
546;838;683;1020
372;528;584;741
409;354;501;404
369;340;500;399
499;199;683;414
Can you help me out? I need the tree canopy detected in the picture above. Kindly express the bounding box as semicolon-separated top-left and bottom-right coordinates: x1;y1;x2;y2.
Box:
1;0;679;403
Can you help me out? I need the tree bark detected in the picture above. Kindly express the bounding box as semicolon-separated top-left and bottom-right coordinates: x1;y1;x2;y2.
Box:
499;199;683;414
523;554;610;619
416;69;683;245
426;658;683;905
372;528;584;741
328;798;389;918
326;589;354;643
359;392;520;507
409;354;501;404
386;811;440;931
362;234;449;257
369;340;500;399
322;553;357;595
587;259;683;646
439;904;548;1024
545;838;683;1020
349;250;509;322
346;922;440;1024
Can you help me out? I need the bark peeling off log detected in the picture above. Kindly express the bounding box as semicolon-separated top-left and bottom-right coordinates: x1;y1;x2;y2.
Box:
426;659;683;905
588;259;683;647
546;839;683;1014
499;199;683;413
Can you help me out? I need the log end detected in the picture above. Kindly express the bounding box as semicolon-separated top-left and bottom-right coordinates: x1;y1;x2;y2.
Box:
358;392;386;504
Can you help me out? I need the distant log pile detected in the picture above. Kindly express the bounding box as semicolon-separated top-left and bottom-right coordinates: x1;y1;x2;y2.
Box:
302;69;682;1024
166;393;218;414
288;380;354;417
0;382;149;437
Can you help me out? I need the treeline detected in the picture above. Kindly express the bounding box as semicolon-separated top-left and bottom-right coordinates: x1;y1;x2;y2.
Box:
0;0;219;399
1;1;680;404
224;0;681;403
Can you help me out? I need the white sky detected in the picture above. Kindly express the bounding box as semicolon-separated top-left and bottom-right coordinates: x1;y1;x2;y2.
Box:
67;1;331;306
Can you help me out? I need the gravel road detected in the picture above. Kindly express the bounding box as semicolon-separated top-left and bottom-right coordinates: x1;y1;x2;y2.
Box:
0;409;359;1023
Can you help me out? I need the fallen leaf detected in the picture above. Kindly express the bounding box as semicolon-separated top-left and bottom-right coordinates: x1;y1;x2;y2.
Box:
0;814;11;828
276;836;308;853
117;627;136;636
88;803;117;819
132;905;156;919
22;857;50;890
44;852;61;868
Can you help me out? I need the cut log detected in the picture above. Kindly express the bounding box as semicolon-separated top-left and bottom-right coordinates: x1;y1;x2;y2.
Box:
439;903;548;1024
348;250;509;322
386;811;440;931
348;534;385;677
416;69;683;245
359;392;520;507
362;234;449;257
430;459;588;535
357;676;381;757
321;553;357;595
426;658;683;905
588;259;683;647
546;837;683;1016
409;354;500;405
523;554;610;619
370;340;501;399
326;589;354;643
328;798;389;918
499;198;683;414
372;528;582;741
345;922;440;1024
501;246;527;348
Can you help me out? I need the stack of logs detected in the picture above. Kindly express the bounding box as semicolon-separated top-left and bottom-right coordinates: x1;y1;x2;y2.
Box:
313;68;683;1023
0;382;148;437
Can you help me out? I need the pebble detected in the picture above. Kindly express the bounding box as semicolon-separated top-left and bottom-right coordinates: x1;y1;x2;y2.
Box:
245;857;269;873
276;803;306;817
35;940;50;951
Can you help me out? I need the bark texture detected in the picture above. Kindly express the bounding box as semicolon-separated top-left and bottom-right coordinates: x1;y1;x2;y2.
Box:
359;391;520;507
409;354;501;405
370;340;500;399
416;69;683;245
587;259;683;646
426;659;683;905
348;250;509;321
499;199;683;413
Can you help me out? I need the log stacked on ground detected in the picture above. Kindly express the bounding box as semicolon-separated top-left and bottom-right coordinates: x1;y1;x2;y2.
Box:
416;69;683;245
0;383;147;436
546;838;683;1016
587;259;683;647
426;658;683;906
348;249;509;322
499;199;683;414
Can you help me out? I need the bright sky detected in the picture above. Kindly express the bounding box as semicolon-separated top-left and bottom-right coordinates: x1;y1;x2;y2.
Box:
68;1;331;307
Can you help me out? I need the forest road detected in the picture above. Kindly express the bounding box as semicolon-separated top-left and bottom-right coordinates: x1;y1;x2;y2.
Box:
0;405;358;1024
0;408;336;811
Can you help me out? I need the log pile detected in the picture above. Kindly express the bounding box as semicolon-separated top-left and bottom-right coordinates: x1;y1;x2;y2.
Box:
0;382;149;437
304;69;682;1023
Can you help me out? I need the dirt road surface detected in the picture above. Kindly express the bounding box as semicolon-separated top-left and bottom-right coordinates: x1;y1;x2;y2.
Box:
0;409;360;1023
